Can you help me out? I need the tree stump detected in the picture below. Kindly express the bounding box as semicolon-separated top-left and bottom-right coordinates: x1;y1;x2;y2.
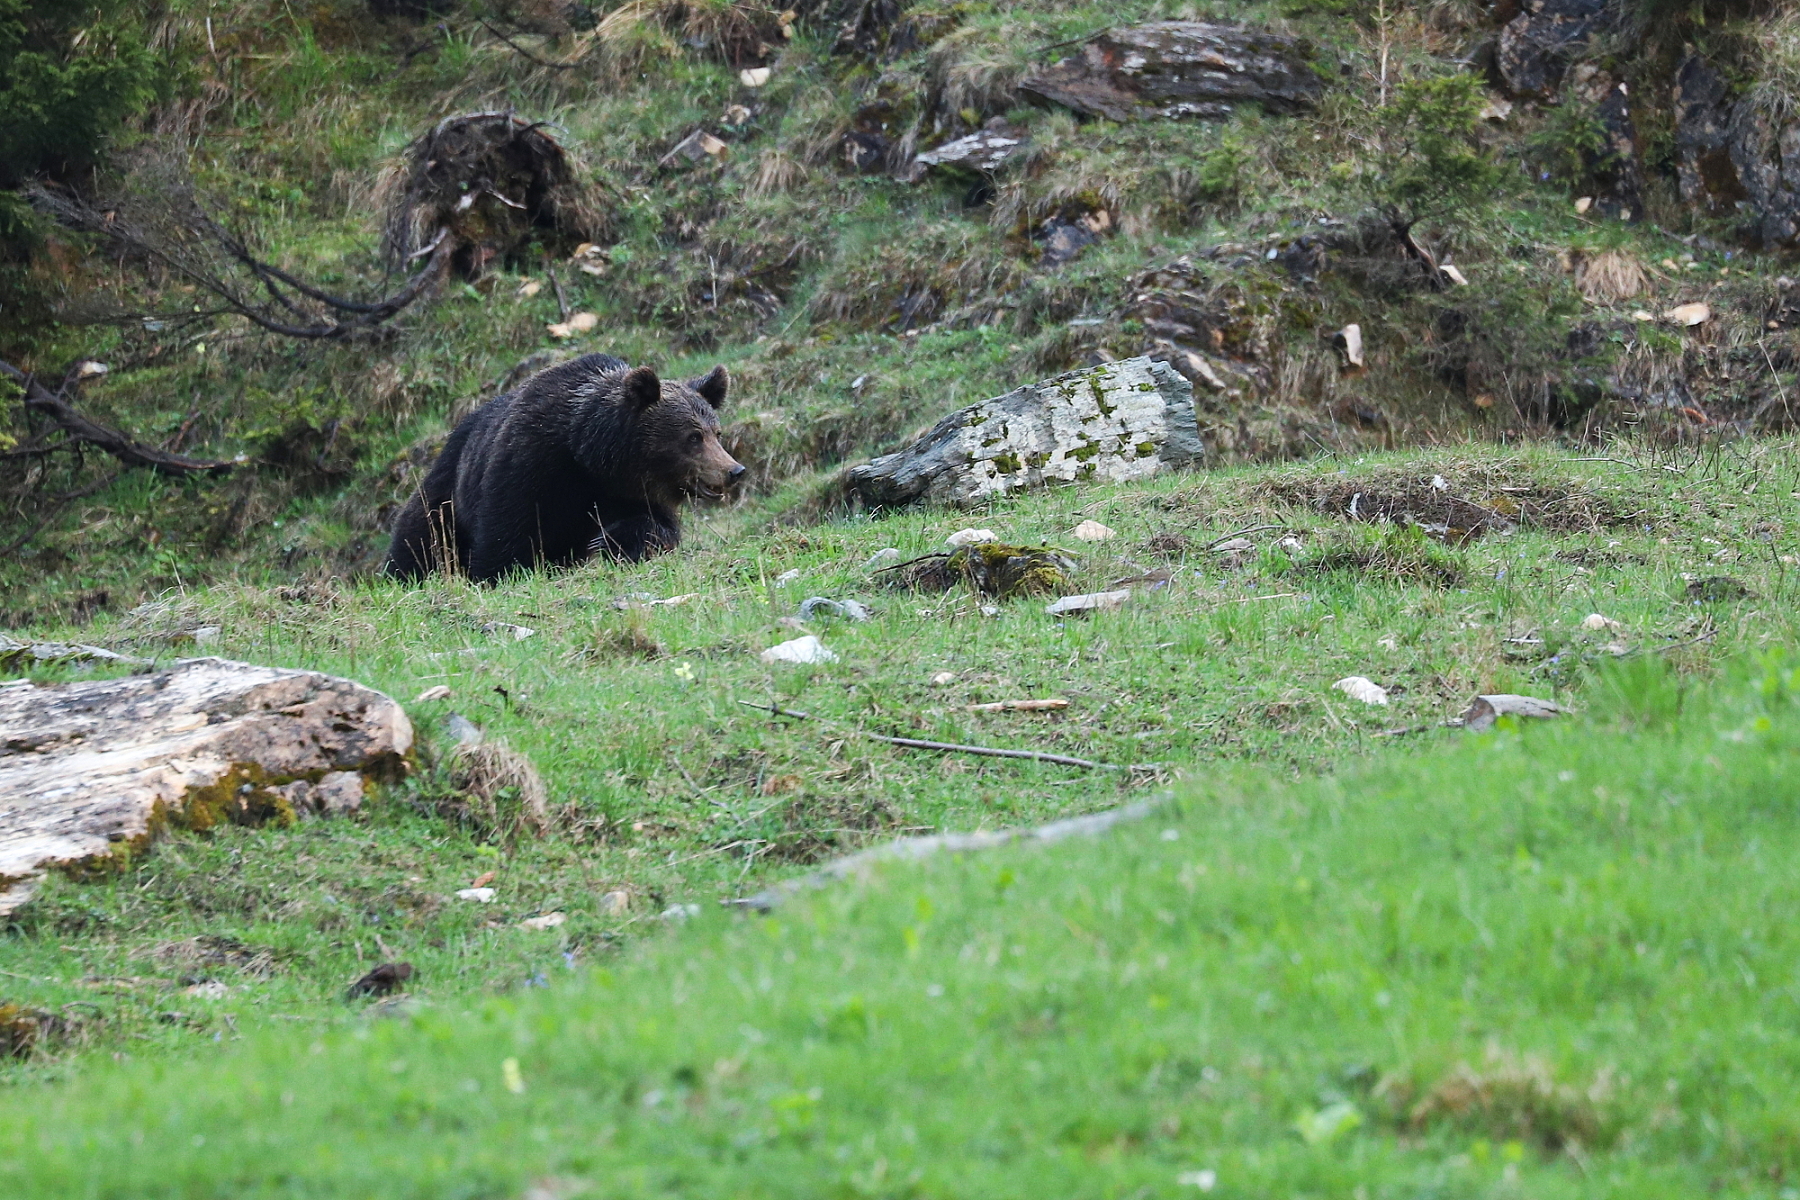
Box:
0;658;412;914
845;356;1203;509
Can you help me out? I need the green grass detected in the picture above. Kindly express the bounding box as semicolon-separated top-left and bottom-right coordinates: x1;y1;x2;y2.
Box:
4;442;1800;1076
3;648;1799;1196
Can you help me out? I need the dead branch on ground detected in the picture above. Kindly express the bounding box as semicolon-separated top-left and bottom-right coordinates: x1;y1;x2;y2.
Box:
0;359;234;477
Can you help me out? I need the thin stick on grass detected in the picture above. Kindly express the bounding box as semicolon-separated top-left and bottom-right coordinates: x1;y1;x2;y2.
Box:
1201;524;1286;551
738;700;1146;771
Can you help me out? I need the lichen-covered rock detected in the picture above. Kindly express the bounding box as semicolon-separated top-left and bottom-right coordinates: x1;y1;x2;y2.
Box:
0;658;412;914
845;356;1202;508
1019;22;1323;123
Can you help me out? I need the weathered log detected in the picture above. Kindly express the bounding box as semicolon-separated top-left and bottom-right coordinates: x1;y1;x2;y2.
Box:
1019;22;1323;123
0;658;412;914
846;356;1202;509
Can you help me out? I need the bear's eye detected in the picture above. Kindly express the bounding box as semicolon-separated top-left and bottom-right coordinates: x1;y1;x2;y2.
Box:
688;431;703;447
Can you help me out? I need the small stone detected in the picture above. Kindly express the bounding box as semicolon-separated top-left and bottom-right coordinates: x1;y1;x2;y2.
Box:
1045;590;1131;617
929;671;957;686
598;890;631;916
1580;613;1622;631
414;685;452;702
1332;676;1389;706
773;568;802;585
1072;520;1116;542
456;887;497;902
864;548;902;570
760;635;838;665
519;912;566;931
946;528;998;548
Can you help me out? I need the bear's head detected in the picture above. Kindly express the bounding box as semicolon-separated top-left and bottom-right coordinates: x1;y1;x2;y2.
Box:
613;364;746;502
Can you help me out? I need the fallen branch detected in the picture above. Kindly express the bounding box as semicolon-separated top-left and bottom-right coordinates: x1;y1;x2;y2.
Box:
0;360;235;477
1201;523;1286;551
29;177;452;341
725;794;1174;912
738;700;1149;771
965;698;1068;712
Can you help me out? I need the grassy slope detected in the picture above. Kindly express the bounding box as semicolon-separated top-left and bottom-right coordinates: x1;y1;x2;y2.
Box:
3;442;1798;1075
6;0;1793;621
3;653;1799;1197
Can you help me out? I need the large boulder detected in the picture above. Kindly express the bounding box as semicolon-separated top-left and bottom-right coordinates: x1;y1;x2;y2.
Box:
1674;54;1800;249
1019;22;1323;123
0;658;412;913
1494;0;1613;100
845;356;1202;508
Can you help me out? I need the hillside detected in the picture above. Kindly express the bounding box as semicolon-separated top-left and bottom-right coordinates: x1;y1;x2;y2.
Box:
4;0;1799;616
4;655;1800;1196
4;0;1800;1192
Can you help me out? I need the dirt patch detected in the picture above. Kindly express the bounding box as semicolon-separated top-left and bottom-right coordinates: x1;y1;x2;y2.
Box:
766;791;904;864
147;934;279;979
1258;465;1640;534
881;544;1077;598
1282;526;1466;588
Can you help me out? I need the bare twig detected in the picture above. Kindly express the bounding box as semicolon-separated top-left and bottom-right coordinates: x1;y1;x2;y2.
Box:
1201;524;1286;551
29;181;452;340
478;19;585;69
738;700;1149;771
546;262;570;321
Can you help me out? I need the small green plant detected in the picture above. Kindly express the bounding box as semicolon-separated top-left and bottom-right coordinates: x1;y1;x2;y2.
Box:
0;0;166;189
1527;99;1614;192
1358;72;1503;252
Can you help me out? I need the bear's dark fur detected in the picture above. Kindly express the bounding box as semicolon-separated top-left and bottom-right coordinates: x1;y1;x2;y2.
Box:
383;353;744;583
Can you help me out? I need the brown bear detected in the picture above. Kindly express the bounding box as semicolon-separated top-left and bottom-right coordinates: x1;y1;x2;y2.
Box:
383;353;744;583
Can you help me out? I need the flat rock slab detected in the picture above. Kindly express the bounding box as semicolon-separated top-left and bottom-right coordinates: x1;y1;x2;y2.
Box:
1020;22;1323;123
0;658;412;914
846;356;1201;508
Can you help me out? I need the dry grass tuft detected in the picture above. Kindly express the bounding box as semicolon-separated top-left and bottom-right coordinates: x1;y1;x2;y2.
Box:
1574;248;1648;304
596;0;787;72
450;740;550;838
1395;1048;1614;1151
749;148;809;197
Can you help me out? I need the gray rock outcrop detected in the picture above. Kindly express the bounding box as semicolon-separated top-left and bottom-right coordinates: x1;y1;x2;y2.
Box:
846;356;1202;508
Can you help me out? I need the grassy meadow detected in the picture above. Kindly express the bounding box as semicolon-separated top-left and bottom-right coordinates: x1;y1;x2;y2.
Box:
3;632;1800;1196
3;440;1798;1084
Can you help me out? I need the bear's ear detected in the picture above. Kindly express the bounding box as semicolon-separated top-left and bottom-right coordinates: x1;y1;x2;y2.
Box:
689;365;729;410
620;366;662;410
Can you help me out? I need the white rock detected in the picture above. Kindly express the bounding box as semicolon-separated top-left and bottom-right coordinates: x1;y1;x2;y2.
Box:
456;887;497;902
414;685;452;702
864;548;901;570
1580;613;1622;631
519;912;566;931
946;528;998;547
1072;520;1116;542
1664;302;1711;327
760;635;838;665
739;67;771;87
1461;693;1565;731
1333;676;1389;706
1045;590;1132;617
773;568;803;585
